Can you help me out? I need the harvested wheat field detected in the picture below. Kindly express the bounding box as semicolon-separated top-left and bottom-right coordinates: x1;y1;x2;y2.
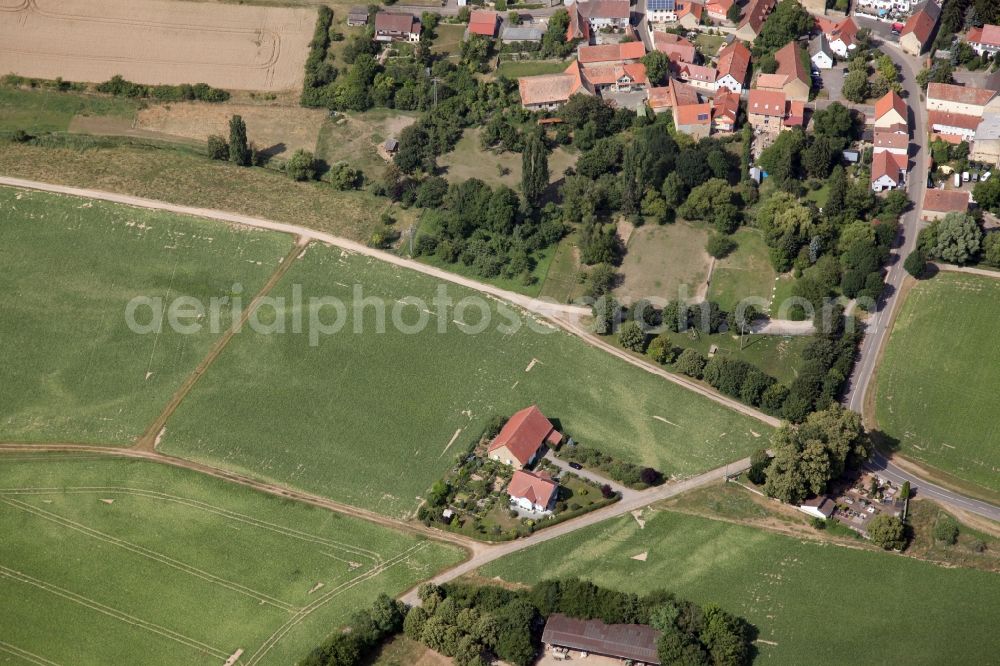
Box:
135;103;328;155
0;0;315;91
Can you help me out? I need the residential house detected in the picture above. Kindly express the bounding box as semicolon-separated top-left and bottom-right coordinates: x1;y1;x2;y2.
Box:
653;31;697;63
519;62;587;110
928;110;980;144
816;16;859;58
810;34;835;70
926;82;997;117
874;90;908;132
899;0;940;56
677;62;717;91
581;62;649;93
784;99;806;129
467;10;500;38
965;24;1000;57
579;41;646;65
713;88;740;132
675;102;713;138
705;0;734;22
675;0;705;30
798;495;836;520
922;189;970;221
873;130;909;157
735;0;776;42
374;12;421;42
871;150;906;192
971;114;1000;165
506;470;559;513
501;25;545;42
647;85;673;113
573;0;632;31
646;0;679;24
487;405;563;467
347;6;369;27
669;77;702;107
747;88;787;131
542;615;662;665
774;41;811;102
715;40;751;94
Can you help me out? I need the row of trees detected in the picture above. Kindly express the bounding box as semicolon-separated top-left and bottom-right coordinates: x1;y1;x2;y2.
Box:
95;75;229;102
909;211;999;271
300;594;406;666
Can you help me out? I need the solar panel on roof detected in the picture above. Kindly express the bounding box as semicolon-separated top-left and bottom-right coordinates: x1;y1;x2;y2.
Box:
648;0;676;10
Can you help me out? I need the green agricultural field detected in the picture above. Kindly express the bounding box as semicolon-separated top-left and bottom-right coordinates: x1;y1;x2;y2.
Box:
0;455;462;666
876;273;1000;494
0;87;138;134
707;228;777;312
160;245;771;518
479;509;1000;665
0;187;293;445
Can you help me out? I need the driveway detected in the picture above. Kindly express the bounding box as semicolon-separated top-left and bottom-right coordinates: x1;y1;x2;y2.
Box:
819;66;845;103
544;452;640;501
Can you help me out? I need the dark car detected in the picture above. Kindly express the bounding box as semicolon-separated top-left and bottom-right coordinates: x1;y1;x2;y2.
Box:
568;462;583;470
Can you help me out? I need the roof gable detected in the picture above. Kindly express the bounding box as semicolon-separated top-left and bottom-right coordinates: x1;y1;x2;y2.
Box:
487;405;559;464
875;90;907;121
717;40;751;83
507;470;558;507
901;0;941;44
775;42;809;87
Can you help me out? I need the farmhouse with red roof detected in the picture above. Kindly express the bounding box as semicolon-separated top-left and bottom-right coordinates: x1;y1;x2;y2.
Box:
467;10;499;38
487;405;562;467
506;470;559;513
965;24;1000;57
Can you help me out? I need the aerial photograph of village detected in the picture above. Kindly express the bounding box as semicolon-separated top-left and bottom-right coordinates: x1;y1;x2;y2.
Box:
1;0;998;663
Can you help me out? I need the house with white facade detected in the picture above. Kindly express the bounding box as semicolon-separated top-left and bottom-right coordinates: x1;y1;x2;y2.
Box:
810;34;835;70
965;23;1000;57
506;470;558;514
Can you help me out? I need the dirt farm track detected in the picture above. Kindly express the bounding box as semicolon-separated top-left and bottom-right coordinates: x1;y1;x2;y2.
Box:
0;0;315;91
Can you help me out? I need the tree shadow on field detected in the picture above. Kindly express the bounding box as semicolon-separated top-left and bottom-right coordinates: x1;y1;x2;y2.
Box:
870;429;902;454
258;142;287;158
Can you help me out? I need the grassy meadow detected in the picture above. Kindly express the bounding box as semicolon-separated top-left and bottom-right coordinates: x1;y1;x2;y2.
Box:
707;228;777;312
496;60;572;78
0;87;138;134
479;507;1000;665
160;244;772;518
0;455;463;666
0;142;415;242
0;187;292;444
613;222;711;305
875;273;1000;494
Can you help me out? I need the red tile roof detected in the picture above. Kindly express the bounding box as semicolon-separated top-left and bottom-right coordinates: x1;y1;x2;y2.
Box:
871;149;902;184
928;110;982;131
675;102;713;126
747;88;786;116
873;130;909;151
653;31;696;63
566;2;591;41
583;62;648;86
542;614;662;665
468;10;499;36
578;0;631;20
713;88;740;123
817;16;858;48
927;82;997;107
487;405;561;465
647;86;672;109
374;12;420;35
966;24;1000;48
677;1;703;22
716;40;751;85
579;41;646;64
923;189;970;213
900;0;940;47
669;78;701;106
738;0;776;35
506;469;558;508
755;73;788;90
784;99;806;127
679;62;716;84
706;0;734;17
775;41;809;88
874;90;907;122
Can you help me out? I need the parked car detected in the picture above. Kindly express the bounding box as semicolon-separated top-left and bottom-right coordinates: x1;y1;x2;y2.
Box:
962;171;970;182
568;462;583;470
983;171;992;182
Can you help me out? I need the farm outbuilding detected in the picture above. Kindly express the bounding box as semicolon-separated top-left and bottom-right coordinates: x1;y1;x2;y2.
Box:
542;614;662;664
487;405;562;468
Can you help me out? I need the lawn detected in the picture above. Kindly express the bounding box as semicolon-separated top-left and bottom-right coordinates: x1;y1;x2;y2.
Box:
538;231;588;305
496;59;571;78
0;142;415;242
694;34;726;60
875;273;1000;495
431;23;468;57
661;330;811;387
479;508;1000;665
0;87;138;133
706;228;777;312
0;186;292;445
316;108;419;180
438;128;578;189
160;244;772;519
613;221;711;305
0;455;463;666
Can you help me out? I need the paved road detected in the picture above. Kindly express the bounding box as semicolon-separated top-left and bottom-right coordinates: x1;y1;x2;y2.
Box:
399;455;750;605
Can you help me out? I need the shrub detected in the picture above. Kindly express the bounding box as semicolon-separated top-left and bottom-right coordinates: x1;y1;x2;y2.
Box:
706;233;738;259
675;348;706;378
933;515;959;545
618;320;647;352
868;514;906;550
206;135;229;160
903;249;926;277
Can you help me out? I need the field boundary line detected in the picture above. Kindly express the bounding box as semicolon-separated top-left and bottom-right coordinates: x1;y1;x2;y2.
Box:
0;640;61;666
244;543;428;666
0;486;382;563
134;235;308;452
0;496;299;611
0;564;229;660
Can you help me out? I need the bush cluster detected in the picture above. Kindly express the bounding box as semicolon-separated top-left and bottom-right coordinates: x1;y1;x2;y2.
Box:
559;443;663;489
96;75;228;102
300;594;406;666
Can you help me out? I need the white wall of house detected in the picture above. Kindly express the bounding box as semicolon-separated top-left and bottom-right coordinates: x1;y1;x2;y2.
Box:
716;74;744;94
812;51;834;69
931;123;977;142
872;174;900;192
510;495;551;513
